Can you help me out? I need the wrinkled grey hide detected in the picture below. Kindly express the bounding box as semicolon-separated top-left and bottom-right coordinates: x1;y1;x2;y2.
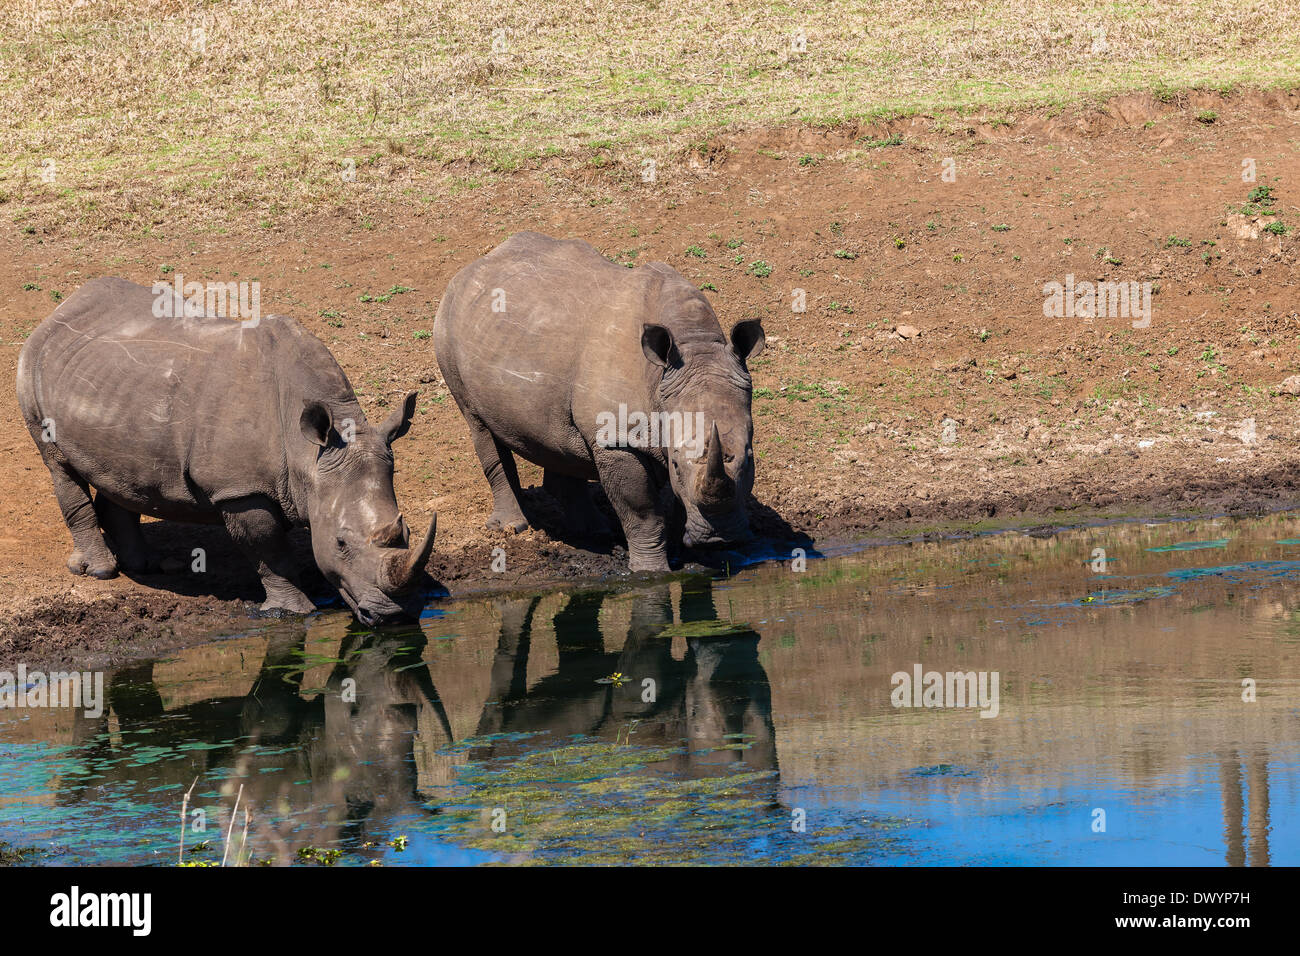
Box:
434;232;764;571
16;277;435;625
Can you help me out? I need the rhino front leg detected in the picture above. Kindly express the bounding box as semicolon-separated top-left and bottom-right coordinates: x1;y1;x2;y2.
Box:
593;449;670;572
40;454;118;579
220;496;317;615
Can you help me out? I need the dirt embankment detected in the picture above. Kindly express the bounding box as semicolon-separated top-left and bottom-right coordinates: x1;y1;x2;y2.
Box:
2;91;1299;666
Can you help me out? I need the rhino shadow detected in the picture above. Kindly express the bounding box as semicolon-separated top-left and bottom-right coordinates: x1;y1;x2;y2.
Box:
671;496;822;573
517;479;820;573
514;483;619;557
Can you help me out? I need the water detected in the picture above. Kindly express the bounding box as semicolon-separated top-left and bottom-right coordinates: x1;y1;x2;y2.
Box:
2;513;1298;866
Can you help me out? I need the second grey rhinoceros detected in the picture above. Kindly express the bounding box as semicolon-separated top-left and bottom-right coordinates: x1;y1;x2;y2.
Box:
16;277;436;625
433;232;765;571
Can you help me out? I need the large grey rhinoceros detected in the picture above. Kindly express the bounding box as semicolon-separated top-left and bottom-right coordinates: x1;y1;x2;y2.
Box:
434;231;765;571
16;277;435;625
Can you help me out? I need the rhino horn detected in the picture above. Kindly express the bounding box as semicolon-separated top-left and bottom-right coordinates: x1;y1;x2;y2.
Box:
695;423;735;508
381;513;437;594
369;513;409;549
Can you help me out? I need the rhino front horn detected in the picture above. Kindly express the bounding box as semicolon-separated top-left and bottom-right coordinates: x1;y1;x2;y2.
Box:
382;513;437;594
696;422;735;509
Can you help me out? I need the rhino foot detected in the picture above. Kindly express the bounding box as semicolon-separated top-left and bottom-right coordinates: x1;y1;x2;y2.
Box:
258;592;317;616
255;566;318;614
628;553;670;574
486;512;529;534
66;549;119;579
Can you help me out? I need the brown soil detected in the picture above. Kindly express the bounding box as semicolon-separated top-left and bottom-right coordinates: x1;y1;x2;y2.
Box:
3;90;1299;666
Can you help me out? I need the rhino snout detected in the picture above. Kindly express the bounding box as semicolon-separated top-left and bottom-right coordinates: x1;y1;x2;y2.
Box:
354;601;400;628
329;514;436;625
339;582;417;627
682;504;752;549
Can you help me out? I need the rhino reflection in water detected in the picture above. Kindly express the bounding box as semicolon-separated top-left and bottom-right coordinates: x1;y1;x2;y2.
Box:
456;579;781;861
53;577;776;863
473;580;778;783
71;626;454;861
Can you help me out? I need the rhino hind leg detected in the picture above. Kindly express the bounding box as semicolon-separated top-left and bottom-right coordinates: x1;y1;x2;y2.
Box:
220;496;317;615
94;494;154;573
465;416;529;533
542;471;612;540
41;455;118;579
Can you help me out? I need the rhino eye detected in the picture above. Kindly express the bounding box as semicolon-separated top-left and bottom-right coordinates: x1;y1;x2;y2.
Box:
335;537;347;552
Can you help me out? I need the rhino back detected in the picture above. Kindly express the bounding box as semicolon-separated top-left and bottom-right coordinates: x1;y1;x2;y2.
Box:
18;277;345;521
435;232;725;470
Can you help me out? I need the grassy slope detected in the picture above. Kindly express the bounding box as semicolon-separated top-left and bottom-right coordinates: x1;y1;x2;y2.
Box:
1;0;1298;235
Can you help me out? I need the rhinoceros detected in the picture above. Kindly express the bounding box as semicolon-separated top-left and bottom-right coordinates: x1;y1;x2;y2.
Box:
16;277;435;625
434;231;765;571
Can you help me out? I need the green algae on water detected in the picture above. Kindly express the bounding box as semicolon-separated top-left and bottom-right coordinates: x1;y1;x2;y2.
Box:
656;619;756;639
1145;539;1229;552
423;739;885;865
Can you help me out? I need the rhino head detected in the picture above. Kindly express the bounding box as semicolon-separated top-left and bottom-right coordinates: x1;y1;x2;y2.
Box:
641;317;765;549
298;391;436;626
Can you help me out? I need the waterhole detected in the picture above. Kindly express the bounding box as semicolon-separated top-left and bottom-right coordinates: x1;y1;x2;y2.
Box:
2;514;1297;866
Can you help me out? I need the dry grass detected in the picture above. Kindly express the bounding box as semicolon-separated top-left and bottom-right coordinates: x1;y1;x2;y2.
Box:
2;0;1298;236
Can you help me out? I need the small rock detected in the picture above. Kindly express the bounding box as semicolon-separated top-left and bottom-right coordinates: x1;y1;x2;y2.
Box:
1231;418;1258;445
895;324;920;340
1279;375;1300;396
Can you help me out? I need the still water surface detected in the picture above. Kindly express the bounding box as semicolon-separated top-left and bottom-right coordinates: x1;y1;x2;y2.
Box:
2;514;1297;865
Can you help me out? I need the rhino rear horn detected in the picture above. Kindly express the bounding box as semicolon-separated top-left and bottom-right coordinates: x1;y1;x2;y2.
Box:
369;514;409;548
381;513;437;594
695;423;735;508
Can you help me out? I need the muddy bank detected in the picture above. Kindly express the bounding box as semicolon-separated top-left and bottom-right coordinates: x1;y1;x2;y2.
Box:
4;459;1299;671
2;91;1299;666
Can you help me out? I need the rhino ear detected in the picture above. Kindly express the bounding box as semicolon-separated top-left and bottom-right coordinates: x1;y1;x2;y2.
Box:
379;390;418;445
300;401;334;447
642;323;678;368
730;319;765;363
